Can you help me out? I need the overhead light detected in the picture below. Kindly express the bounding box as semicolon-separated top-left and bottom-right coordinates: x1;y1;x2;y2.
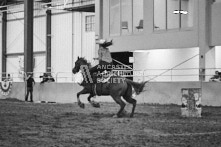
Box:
180;10;188;15
173;10;180;14
173;10;188;15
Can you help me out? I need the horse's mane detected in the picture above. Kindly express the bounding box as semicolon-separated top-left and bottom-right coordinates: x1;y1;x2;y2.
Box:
79;57;92;69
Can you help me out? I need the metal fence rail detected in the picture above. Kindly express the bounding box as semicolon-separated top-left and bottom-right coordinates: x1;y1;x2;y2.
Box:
1;68;221;83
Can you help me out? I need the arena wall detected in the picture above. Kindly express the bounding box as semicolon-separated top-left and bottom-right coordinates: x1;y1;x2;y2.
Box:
133;47;200;82
0;82;221;106
216;46;221;68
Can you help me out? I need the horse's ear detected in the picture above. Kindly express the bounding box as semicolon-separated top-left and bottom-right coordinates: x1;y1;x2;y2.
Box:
78;56;80;60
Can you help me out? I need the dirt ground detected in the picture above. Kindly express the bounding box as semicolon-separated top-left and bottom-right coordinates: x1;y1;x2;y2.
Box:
0;99;221;147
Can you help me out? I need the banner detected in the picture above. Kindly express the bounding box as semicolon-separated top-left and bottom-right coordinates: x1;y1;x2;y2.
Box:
0;80;13;96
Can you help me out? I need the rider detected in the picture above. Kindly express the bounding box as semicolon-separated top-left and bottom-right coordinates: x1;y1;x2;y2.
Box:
90;39;113;77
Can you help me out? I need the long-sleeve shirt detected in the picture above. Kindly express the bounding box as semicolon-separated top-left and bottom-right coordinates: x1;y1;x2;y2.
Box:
26;77;35;88
98;47;112;63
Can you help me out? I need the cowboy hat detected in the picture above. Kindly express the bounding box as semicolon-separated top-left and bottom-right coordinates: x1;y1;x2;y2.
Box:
96;39;106;45
96;39;113;48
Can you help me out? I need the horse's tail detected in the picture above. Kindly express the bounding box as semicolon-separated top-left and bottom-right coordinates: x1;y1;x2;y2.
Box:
125;78;147;95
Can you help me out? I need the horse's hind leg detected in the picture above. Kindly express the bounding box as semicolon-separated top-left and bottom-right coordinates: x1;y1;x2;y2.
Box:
112;96;126;117
123;96;137;117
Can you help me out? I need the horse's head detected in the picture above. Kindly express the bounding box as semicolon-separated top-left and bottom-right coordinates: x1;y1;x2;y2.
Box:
72;57;90;74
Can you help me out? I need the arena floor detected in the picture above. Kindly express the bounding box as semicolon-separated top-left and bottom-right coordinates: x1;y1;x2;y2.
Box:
0;99;221;147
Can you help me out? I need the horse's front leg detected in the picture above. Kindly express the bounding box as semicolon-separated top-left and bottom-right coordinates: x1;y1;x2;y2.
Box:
87;94;94;102
77;88;89;108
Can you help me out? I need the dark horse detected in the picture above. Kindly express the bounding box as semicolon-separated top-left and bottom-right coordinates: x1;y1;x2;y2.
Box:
72;57;147;117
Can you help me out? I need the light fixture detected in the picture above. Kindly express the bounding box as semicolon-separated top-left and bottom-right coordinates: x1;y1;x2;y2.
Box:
173;10;180;14
173;10;188;15
180;10;188;15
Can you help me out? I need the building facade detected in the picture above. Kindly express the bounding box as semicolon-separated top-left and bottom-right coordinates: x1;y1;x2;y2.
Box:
0;0;95;82
1;0;221;82
96;0;221;81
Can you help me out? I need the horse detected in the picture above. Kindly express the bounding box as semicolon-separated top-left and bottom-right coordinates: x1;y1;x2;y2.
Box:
72;57;147;117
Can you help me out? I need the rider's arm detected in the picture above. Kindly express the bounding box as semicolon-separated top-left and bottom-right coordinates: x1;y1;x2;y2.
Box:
98;47;103;61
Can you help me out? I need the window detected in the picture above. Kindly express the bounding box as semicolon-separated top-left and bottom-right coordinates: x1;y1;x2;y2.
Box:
181;0;194;28
85;15;95;32
154;0;194;31
109;0;143;36
167;0;179;29
110;0;121;35
154;0;166;30
133;0;144;32
121;0;132;35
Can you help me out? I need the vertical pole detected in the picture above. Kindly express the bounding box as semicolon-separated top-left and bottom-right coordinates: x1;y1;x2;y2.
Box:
95;0;103;60
198;0;213;81
2;10;7;80
46;1;52;73
98;0;103;39
24;0;34;74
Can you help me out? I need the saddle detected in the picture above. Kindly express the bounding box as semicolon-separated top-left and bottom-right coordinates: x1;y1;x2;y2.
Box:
97;70;113;83
92;70;113;96
92;70;113;84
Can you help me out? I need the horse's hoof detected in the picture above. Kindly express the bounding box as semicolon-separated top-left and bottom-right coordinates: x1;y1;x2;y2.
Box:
122;110;127;115
90;101;100;108
112;114;118;118
79;103;85;109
